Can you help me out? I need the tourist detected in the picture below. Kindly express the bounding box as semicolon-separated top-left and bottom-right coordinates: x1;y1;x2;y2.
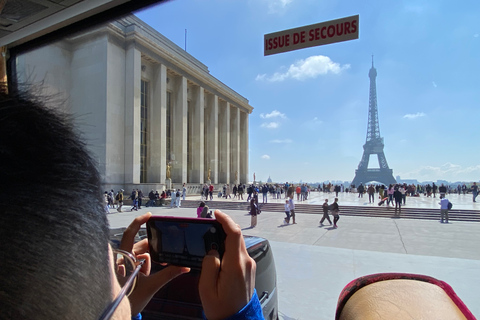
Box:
394;186;403;212
367;184;375;203
250;198;259;228
379;185;385;199
387;184;394;206
358;183;364;198
330;198;340;228
288;196;296;224
137;189;143;209
319;199;332;226
438;184;446;198
237;183;244;200
175;189;181;207
471;182;478;202
182;183;187;200
399;184;406;205
262;184;268;203
284;199;291;224
439;195;451;223
169;189;176;208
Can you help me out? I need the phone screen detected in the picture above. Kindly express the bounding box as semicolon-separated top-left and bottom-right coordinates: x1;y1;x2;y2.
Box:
147;216;226;269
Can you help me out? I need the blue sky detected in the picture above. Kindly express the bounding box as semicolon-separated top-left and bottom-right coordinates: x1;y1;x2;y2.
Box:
136;0;480;183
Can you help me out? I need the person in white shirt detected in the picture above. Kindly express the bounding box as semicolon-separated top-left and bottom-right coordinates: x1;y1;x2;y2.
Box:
284;200;291;224
439;195;451;223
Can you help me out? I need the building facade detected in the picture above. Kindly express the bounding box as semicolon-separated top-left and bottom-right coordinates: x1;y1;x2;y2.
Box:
16;15;252;191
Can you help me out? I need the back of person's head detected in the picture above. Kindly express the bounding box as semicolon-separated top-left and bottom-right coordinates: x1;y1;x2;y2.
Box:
199;201;205;207
0;88;111;319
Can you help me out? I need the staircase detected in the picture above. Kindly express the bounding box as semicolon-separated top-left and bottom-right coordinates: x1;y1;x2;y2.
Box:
180;200;480;222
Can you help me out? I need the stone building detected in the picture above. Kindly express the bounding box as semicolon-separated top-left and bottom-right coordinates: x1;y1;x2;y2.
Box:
16;15;253;191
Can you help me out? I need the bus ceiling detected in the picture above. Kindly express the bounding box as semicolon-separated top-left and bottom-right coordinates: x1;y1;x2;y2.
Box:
0;0;169;92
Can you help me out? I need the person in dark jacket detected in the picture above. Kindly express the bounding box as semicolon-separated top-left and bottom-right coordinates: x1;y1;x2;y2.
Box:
319;199;332;226
394;187;403;212
330;198;340;228
250;198;258;228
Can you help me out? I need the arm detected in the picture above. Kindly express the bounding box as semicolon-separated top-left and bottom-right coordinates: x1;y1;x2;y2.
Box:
199;210;262;320
119;213;191;315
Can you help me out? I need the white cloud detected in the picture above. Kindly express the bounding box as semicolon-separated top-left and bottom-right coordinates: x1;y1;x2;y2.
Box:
260;110;286;119
261;154;271;160
262;0;294;14
261;122;279;129
403;112;426;119
270;139;292;143
432;81;437;88
398;163;480;182
256;55;350;82
302;116;323;131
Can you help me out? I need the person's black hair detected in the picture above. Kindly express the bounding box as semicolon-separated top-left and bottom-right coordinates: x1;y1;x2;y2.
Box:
0;88;111;319
199;201;205;207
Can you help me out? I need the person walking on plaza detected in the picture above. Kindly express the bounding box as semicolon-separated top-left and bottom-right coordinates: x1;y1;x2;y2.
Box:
116;189;124;212
137;189;143;209
432;182;438;198
367;184;375;203
284;199;291;224
170;189;176;208
379;184;385;199
387;184;394;206
237;183;244;200
439;195;451;223
330;198;340;228
209;183;214;200
394;187;403;213
399;185;406;205
471;182;478;202
130;189;138;211
319;199;332;226
288;196;296;224
262;184;268;203
296;185;301;201
439;183;447;199
358;183;365;198
182;183;187;201
175;189;181;207
335;184;341;197
250;198;259;228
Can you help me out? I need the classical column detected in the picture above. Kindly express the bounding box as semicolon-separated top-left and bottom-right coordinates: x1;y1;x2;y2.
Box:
151;64;167;183
240;111;249;184
205;92;218;184
218;100;230;184
172;75;187;183
150;63;167;183
124;45;141;184
230;106;240;184
190;85;204;183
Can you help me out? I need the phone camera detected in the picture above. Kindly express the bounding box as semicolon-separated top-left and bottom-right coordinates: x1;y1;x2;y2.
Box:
211;242;218;250
209;227;216;233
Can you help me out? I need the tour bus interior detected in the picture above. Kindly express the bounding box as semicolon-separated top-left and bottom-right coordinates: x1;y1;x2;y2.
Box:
2;1;478;319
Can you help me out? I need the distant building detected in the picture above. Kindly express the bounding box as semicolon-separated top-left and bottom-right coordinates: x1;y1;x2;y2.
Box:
267;176;272;183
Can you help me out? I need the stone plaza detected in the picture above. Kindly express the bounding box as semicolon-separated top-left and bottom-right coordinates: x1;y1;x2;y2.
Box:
108;191;480;319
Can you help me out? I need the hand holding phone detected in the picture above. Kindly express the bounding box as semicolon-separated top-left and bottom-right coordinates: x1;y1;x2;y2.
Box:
146;216;226;269
199;210;257;320
118;212;190;315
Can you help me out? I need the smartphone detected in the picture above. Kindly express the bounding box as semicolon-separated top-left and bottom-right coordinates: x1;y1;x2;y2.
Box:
146;216;226;269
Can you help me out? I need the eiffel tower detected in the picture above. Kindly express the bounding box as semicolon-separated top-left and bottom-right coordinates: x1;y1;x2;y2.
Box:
351;58;396;186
